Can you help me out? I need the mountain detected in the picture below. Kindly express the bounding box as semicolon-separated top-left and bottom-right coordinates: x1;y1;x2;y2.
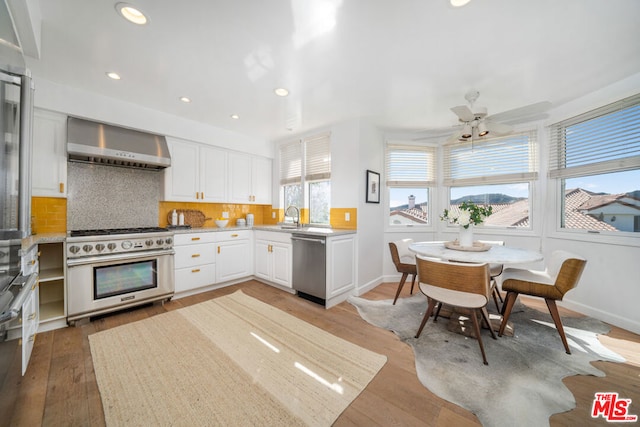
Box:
451;193;525;205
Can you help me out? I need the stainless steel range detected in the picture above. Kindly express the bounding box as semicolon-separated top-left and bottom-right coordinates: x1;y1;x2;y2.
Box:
66;227;175;323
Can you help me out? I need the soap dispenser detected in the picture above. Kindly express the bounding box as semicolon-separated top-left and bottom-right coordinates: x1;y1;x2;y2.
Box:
178;211;185;226
171;209;178;226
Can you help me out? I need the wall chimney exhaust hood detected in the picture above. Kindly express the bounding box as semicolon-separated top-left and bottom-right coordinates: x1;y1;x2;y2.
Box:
67;117;171;170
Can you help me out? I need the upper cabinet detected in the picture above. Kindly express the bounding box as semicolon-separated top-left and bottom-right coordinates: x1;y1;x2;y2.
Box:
163;139;227;202
32;110;67;197
228;152;272;204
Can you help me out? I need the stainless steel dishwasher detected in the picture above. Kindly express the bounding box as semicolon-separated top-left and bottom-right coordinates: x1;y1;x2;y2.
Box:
291;234;327;305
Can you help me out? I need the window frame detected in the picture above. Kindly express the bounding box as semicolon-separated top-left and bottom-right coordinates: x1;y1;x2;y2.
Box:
442;131;538;231
549;93;640;242
278;132;332;226
384;141;437;231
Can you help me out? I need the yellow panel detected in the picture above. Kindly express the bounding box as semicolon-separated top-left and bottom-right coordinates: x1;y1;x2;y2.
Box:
330;208;357;229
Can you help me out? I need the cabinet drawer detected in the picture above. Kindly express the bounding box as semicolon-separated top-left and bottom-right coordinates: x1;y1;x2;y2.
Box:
216;230;252;241
174;232;216;245
175;263;216;293
174;244;216;268
254;230;291;244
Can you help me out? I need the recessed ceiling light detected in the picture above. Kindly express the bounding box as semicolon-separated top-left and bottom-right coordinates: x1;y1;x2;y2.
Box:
106;72;121;80
450;0;471;7
115;3;148;25
179;97;191;103
274;88;289;97
231;114;240;119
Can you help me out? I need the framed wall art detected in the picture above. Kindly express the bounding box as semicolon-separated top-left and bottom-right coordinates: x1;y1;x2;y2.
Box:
366;170;380;203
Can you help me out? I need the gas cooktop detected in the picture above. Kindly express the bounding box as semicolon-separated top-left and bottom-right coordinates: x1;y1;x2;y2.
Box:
69;227;169;237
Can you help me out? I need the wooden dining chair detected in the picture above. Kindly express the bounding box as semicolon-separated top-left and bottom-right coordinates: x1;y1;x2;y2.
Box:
389;239;417;304
498;250;587;354
415;255;496;365
479;240;505;312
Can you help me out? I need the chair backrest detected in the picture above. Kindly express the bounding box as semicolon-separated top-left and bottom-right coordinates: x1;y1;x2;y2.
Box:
547;250;587;297
416;255;490;299
389;239;415;268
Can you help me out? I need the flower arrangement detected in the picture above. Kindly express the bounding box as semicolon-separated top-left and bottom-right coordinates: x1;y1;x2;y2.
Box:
441;201;493;229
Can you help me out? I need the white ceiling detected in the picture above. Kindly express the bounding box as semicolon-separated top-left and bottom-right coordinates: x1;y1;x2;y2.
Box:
20;0;640;142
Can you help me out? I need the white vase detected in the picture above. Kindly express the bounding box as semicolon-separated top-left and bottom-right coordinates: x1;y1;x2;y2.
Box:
459;225;474;248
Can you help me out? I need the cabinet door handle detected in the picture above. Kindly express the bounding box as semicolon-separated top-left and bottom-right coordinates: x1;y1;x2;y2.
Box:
191;254;200;258
231;234;238;238
196;192;200;199
59;183;64;193
28;312;37;320
191;268;201;273
191;237;201;241
217;246;221;254
201;192;204;199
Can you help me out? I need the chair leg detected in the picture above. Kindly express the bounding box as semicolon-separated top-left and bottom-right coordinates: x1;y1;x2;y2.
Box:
491;281;501;312
471;309;489;365
409;273;416;295
545;299;571;354
480;307;497;340
392;272;408;305
433;301;443;322
415;299;438;338
498;291;518;337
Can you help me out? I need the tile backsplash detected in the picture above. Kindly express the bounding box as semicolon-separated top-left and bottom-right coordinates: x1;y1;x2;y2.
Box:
67;162;162;230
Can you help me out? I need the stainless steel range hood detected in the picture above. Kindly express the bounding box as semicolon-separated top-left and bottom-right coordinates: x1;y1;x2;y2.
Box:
67;117;171;170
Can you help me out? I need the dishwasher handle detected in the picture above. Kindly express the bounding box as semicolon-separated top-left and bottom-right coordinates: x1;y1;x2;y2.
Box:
291;236;326;244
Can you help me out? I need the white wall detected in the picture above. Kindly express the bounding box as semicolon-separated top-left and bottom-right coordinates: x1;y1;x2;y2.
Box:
31;77;272;158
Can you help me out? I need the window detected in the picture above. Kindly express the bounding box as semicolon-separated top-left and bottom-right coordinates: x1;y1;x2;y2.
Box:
278;133;331;225
443;131;537;228
385;143;436;227
549;93;640;234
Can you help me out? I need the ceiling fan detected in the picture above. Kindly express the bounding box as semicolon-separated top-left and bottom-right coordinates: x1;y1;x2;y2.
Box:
447;89;551;143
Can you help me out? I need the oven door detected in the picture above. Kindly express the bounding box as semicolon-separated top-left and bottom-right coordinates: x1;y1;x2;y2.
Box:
67;249;174;321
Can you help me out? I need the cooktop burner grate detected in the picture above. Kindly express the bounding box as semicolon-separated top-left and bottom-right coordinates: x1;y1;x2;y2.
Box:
69;227;169;237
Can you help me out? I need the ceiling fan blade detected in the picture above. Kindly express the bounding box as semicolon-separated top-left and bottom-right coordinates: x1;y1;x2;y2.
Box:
485;121;512;135
487;101;552;124
450;105;475;122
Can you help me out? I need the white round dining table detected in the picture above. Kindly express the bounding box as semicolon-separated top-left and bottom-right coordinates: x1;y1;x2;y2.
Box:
409;241;543;265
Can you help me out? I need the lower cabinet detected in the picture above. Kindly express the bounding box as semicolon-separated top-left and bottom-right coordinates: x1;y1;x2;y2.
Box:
326;234;356;302
174;232;216;293
215;230;252;283
38;242;66;331
254;231;292;288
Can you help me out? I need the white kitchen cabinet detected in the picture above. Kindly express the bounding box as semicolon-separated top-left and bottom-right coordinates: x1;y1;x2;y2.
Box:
21;279;39;375
254;231;292;288
215;230;252;283
228;152;272;204
326;234;357;307
32;109;67;197
174;233;216;293
164;139;227;202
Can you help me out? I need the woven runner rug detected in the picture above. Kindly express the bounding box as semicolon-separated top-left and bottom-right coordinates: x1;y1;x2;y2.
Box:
89;291;386;426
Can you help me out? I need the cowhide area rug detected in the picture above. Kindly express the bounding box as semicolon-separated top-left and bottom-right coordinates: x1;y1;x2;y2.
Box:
348;292;624;427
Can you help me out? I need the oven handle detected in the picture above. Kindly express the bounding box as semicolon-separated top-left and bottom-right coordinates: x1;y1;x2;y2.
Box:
67;249;175;267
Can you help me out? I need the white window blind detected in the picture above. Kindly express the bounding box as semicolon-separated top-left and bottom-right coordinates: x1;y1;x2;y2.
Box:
304;133;331;181
279;141;302;185
385;144;436;187
549;93;640;179
443;131;538;186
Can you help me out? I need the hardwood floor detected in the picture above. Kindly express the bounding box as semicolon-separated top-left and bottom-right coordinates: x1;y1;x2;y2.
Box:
2;280;639;426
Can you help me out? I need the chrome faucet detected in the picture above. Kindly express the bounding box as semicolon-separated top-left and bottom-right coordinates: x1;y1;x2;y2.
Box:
284;205;301;227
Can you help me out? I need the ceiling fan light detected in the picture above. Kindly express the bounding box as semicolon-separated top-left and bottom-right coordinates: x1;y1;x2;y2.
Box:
450;0;471;7
461;123;472;139
477;121;489;137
